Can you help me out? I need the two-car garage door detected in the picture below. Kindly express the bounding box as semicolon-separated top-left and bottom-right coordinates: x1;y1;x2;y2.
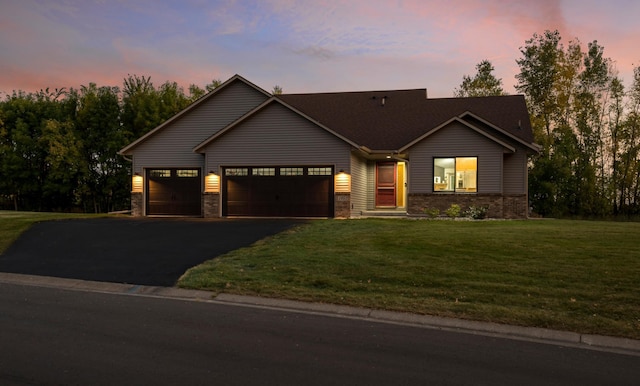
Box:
146;166;334;217
223;166;334;217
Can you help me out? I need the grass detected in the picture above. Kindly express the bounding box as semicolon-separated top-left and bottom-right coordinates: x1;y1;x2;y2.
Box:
179;219;640;340
0;211;109;253
2;211;638;339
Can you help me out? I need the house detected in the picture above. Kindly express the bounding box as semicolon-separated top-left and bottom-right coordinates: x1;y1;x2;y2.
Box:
119;75;539;219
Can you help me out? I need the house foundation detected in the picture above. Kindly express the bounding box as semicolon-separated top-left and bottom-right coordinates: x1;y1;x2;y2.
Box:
407;193;528;219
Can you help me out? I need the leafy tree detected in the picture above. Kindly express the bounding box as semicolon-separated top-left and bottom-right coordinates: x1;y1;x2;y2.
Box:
75;83;127;212
272;85;283;95
454;60;506;97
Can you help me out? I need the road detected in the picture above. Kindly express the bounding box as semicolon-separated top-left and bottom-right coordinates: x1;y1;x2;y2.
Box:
1;282;638;385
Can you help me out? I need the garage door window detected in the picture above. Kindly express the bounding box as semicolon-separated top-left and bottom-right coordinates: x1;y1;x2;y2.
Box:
308;167;332;176
225;168;248;176
177;169;199;177
253;167;275;176
280;167;304;176
149;169;171;177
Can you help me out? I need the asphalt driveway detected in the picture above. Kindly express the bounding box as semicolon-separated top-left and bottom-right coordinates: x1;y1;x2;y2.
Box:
0;217;303;286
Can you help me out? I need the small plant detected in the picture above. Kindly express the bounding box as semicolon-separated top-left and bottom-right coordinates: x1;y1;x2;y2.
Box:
423;207;440;218
445;204;461;218
466;205;489;220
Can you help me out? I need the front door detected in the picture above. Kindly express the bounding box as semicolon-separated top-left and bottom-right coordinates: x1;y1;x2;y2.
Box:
376;162;396;207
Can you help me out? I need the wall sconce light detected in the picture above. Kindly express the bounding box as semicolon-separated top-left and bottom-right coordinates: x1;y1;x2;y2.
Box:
335;170;351;193
131;172;143;193
205;171;220;193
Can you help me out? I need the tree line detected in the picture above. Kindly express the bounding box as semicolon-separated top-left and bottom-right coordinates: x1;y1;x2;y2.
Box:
2;30;640;218
457;30;640;218
0;76;224;212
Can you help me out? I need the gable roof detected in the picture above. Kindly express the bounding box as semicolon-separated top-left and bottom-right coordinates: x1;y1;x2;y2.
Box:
119;74;271;155
399;116;517;153
277;91;535;151
193;97;361;153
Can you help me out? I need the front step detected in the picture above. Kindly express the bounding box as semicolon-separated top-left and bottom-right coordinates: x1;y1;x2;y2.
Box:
360;210;408;218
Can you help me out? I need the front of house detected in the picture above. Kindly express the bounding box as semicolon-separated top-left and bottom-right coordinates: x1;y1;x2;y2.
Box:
119;75;539;219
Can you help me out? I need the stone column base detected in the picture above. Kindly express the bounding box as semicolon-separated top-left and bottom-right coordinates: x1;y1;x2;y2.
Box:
203;192;220;218
335;193;351;218
131;192;143;217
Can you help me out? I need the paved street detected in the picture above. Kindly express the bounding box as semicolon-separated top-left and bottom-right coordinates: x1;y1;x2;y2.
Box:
1;282;638;385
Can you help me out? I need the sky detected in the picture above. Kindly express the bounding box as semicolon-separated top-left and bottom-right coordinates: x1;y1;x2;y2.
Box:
1;0;639;98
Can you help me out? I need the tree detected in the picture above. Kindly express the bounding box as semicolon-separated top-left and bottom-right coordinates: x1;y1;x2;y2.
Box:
272;85;283;95
75;83;128;212
454;60;506;97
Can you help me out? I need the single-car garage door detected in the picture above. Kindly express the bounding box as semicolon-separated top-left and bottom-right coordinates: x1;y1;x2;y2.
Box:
223;166;334;217
146;169;201;216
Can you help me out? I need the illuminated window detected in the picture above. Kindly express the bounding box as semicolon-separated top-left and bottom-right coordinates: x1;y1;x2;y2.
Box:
252;167;275;176
225;168;248;176
433;157;477;192
149;170;171;177
280;167;304;176
177;169;198;177
308;167;332;176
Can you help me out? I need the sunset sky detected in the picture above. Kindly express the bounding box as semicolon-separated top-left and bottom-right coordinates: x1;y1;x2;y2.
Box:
1;0;638;98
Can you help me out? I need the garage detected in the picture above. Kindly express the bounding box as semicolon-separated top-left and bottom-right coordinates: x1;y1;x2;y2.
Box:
146;169;201;216
222;166;334;217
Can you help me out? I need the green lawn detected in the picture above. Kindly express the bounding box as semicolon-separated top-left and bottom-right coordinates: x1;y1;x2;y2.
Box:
2;212;639;339
179;219;640;339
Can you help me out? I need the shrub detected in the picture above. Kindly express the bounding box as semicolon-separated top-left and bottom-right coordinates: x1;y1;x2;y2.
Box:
423;207;440;218
445;204;461;218
466;205;489;220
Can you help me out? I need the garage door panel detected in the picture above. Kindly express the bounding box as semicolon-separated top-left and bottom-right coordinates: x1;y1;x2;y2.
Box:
223;167;333;217
146;169;201;216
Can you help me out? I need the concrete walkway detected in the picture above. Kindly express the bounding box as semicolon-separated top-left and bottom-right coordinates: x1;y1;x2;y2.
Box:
1;272;638;357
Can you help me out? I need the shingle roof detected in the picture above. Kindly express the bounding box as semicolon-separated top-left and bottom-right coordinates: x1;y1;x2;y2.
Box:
277;90;534;151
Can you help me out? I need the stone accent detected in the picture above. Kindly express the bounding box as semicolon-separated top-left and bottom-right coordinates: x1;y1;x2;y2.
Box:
503;194;528;219
203;192;220;218
334;193;351;218
408;193;529;219
131;192;143;217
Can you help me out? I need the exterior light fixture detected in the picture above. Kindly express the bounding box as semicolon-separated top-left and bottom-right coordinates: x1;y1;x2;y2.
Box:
131;172;143;193
335;170;351;193
205;171;220;193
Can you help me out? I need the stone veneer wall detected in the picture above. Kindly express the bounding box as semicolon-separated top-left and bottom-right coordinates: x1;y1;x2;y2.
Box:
203;192;220;218
408;193;528;219
131;192;143;217
334;193;351;218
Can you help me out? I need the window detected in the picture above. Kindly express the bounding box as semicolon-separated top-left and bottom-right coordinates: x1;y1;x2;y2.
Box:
177;169;199;177
433;157;477;192
252;167;275;176
280;167;304;176
149;170;171;178
225;168;248;176
308;167;332;176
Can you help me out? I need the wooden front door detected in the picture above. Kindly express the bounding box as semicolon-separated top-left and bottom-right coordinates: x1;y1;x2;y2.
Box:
376;162;396;207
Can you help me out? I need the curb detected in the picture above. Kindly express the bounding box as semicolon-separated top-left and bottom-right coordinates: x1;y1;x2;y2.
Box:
1;272;639;356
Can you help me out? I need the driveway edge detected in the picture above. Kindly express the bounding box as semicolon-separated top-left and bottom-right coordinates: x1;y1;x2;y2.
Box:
1;272;638;356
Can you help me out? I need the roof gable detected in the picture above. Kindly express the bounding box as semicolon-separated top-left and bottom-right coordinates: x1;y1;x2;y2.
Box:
193;97;361;153
119;74;272;155
400;117;516;153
